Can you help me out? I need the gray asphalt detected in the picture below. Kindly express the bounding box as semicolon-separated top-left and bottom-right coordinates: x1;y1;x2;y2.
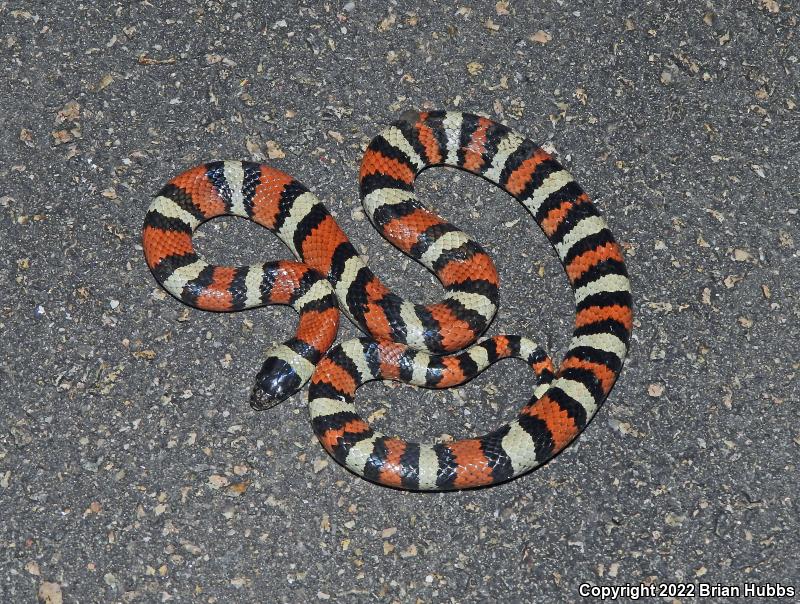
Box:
2;1;798;602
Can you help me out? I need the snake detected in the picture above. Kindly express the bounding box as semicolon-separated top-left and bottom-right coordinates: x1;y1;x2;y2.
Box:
142;110;632;491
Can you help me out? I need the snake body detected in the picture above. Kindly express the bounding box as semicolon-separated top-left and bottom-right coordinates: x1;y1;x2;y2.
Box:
143;110;632;491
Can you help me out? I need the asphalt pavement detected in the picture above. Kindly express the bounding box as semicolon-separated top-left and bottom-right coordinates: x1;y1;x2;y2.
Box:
1;1;798;602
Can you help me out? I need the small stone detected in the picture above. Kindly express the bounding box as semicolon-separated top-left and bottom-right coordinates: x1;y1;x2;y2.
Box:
648;383;664;397
208;475;229;489
399;544;418;558
26;561;41;576
381;527;397;539
38;582;62;604
109;299;120;309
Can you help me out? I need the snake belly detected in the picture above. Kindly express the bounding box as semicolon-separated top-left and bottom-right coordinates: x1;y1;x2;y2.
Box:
308;111;632;490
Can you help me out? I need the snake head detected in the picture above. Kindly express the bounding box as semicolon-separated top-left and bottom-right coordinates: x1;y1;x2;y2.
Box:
249;356;303;411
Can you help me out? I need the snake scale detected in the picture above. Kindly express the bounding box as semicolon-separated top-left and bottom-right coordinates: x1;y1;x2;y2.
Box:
142;110;632;491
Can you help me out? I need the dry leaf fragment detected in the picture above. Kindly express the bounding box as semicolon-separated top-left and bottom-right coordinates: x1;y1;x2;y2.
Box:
466;61;484;75
245;137;261;156
266;140;285;159
723;275;742;288
647;383;664;397
760;0;779;13
57;100;80;123
20;128;34;147
367;408;386;422
378;12;396;31
226;480;251;497
138;54;176;65
484;18;500;31
98;74;114;90
51;130;73;145
530;30;552;44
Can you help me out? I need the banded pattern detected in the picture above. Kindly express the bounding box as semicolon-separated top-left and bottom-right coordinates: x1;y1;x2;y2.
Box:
142;162;341;409
308;110;632;490
309;336;555;490
143;111;632;491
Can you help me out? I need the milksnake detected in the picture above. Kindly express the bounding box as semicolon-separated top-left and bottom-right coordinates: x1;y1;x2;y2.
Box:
142;110;632;491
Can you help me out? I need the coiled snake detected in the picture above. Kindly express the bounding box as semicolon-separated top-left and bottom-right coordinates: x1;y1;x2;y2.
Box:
142;110;632;491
